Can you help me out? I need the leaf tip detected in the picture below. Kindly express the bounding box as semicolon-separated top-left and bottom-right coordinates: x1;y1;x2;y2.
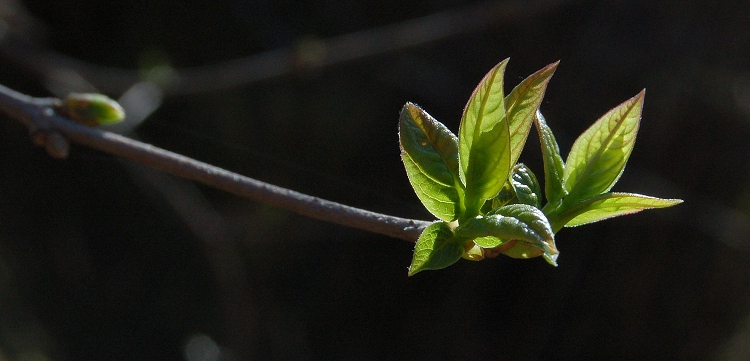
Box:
400;102;416;116
544;60;561;72
407;263;428;276
666;198;684;206
636;88;646;102
544;252;559;267
490;58;511;75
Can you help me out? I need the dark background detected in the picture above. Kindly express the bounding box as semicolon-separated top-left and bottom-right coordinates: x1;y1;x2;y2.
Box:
1;0;749;360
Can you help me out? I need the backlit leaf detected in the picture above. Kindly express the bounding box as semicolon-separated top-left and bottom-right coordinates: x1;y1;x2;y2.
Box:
534;111;567;205
459;204;558;265
399;103;462;221
401;154;460;221
458;59;511;214
505;61;558;166
456;216;529;249
564;90;645;200
558;192;683;227
408;222;463;276
489;204;558;265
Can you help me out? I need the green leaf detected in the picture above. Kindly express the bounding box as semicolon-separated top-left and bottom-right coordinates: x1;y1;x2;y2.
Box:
399;103;462;221
456;214;537;250
534;111;567;205
458;59;512;214
62;93;125;126
489;204;558;265
488;164;542;210
508;164;542;209
505;61;558;167
564;90;645;201
487;204;555;247
401;154;461;221
408;222;464;276
556;192;683;228
459;204;558;265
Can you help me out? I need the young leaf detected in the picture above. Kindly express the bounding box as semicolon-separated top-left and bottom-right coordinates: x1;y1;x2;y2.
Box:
555;192;683;228
505;61;559;166
564;90;644;201
456;214;542;250
401;155;461;221
487;204;555;246
534;111;567;205
458;59;511;214
459;204;558;265
489;204;558;265
488;163;542;210
408;222;463;276
399;103;462;221
508;164;542;209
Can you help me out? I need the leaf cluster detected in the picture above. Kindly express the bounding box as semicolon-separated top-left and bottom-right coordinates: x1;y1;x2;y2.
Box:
399;59;681;276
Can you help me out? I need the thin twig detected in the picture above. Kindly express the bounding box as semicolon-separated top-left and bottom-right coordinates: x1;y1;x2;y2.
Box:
0;83;431;242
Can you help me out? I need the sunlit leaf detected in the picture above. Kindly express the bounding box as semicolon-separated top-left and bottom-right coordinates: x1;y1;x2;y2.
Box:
487;204;555;246
395;60;683;274
401;154;460;221
489;204;558;265
505;61;558;166
564;90;645;200
408;222;463;276
534;111;567;205
458;204;558;265
558;192;683;227
458;59;511;214
399;103;462;221
456;215;534;249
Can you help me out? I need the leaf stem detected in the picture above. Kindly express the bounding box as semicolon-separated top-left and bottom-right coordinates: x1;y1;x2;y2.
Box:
0;83;431;242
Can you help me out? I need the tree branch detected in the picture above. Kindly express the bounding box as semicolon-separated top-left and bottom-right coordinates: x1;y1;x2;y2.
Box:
0;0;569;96
0;83;431;242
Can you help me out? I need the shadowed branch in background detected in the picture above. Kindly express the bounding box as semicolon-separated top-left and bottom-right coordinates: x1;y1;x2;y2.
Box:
0;83;431;242
0;0;568;96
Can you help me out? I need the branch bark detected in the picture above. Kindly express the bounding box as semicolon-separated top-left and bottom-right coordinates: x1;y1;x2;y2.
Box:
0;83;431;242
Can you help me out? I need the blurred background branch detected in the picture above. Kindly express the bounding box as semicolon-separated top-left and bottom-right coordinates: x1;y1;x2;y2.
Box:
0;0;566;96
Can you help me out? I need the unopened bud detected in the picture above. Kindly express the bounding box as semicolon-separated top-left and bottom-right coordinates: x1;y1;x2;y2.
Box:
61;93;125;126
